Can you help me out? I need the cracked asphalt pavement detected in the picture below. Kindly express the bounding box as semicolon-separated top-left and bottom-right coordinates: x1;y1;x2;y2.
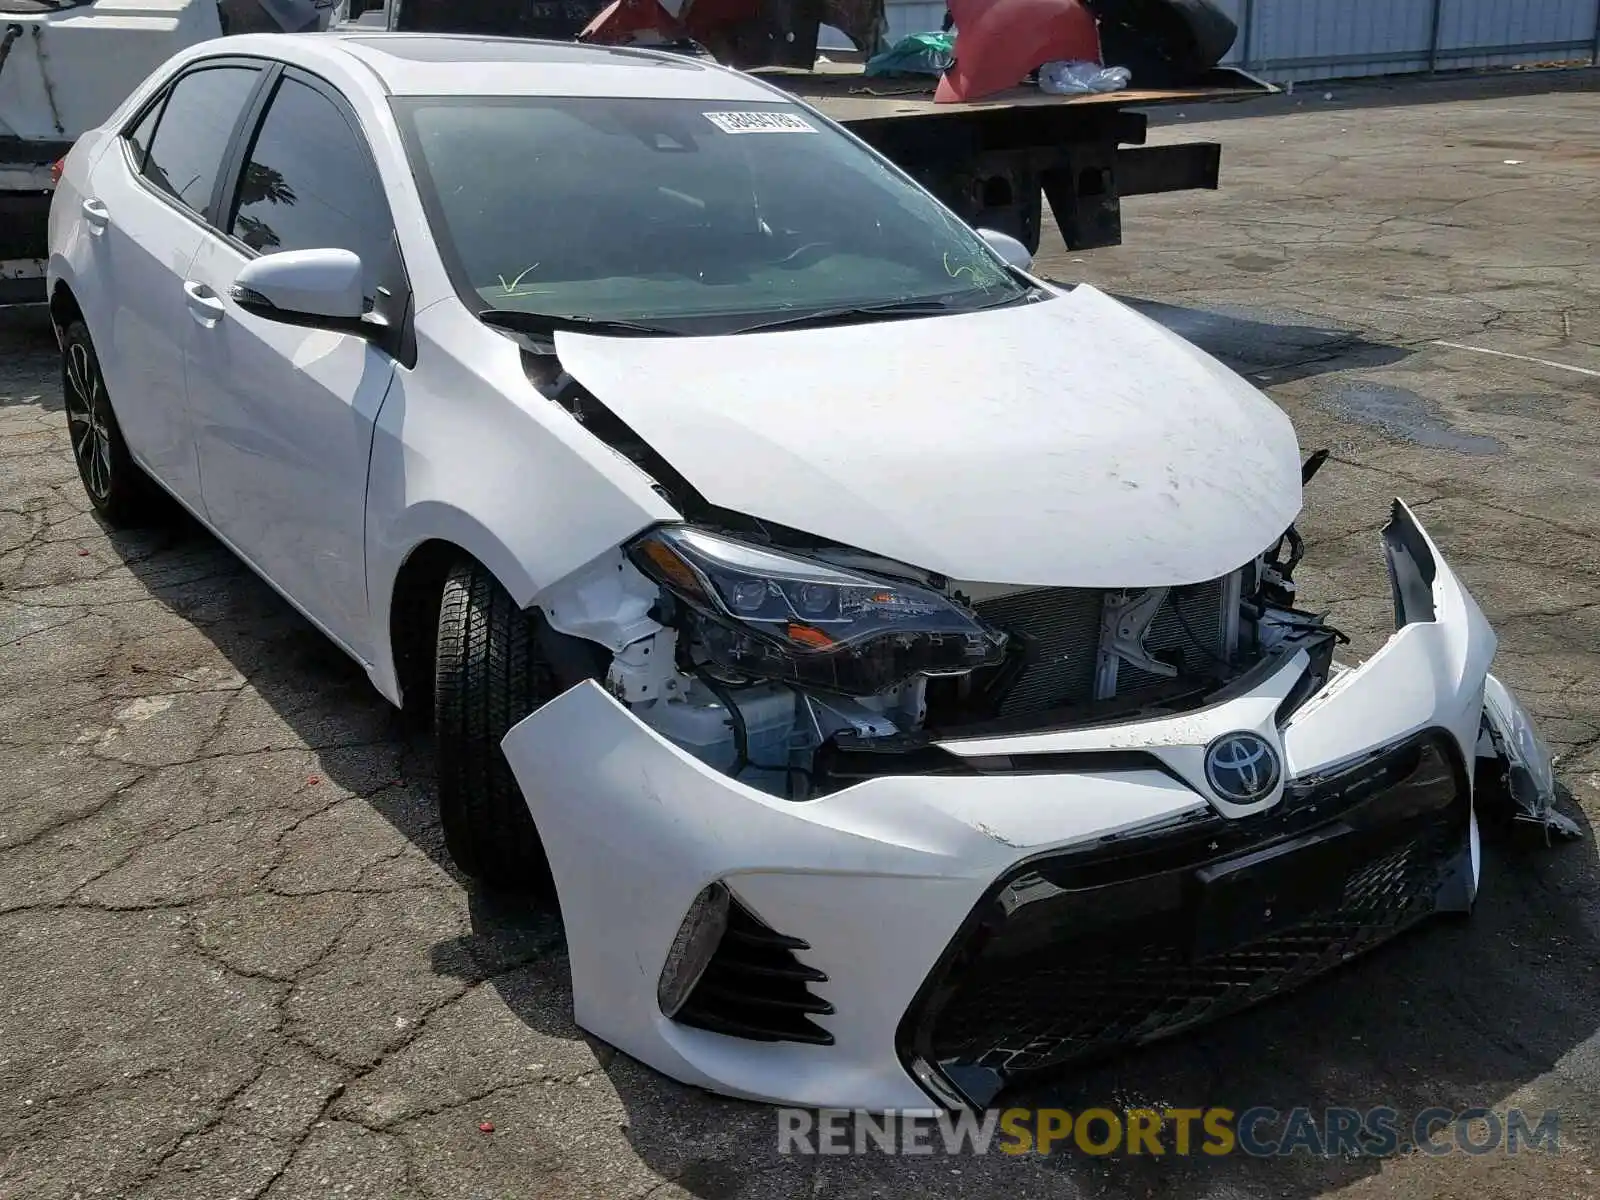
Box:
2;69;1599;1200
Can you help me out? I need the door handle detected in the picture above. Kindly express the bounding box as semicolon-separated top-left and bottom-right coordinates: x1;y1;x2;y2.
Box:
183;280;225;325
80;197;110;233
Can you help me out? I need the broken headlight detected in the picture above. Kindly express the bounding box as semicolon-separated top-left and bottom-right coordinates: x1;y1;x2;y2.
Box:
629;526;1006;694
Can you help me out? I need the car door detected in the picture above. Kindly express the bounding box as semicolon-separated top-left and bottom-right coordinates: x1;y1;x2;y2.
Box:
81;60;267;514
182;67;407;662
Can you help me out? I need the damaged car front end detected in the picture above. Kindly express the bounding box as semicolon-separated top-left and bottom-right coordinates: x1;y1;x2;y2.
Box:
497;314;1575;1113
370;71;1572;1114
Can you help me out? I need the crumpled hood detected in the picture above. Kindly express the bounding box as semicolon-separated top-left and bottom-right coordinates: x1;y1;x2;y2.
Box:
555;284;1302;588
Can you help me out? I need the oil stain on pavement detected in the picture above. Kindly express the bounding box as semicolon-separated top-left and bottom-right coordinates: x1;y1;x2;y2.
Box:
1317;379;1506;456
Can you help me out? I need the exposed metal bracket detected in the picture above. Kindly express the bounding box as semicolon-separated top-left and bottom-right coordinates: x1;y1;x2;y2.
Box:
1095;587;1177;699
799;692;899;744
1218;569;1244;661
605;630;683;704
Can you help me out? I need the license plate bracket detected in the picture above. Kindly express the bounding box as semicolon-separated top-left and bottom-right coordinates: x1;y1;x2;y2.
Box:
1190;824;1360;958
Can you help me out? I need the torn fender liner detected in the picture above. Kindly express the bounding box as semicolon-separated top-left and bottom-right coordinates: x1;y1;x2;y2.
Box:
1277;500;1495;782
554;285;1303;589
1481;673;1584;842
1383;499;1438;626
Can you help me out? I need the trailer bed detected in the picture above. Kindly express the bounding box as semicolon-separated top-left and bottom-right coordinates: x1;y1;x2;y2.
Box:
759;65;1273;125
749;64;1272;255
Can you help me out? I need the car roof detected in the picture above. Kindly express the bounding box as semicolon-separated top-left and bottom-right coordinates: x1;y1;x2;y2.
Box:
321;33;786;101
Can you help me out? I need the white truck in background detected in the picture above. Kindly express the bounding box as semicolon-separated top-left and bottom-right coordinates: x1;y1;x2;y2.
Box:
0;0;333;305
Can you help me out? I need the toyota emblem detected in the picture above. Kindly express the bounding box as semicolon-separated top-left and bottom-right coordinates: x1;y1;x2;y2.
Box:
1204;731;1282;803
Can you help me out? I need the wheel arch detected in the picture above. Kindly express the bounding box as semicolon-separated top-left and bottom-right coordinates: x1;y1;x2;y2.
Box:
370;505;541;711
48;278;85;343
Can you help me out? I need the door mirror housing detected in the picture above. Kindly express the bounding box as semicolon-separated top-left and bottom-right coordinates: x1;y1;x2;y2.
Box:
231;247;382;336
976;227;1033;272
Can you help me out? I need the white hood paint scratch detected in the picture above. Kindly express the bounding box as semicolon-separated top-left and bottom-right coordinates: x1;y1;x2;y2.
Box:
555;284;1303;588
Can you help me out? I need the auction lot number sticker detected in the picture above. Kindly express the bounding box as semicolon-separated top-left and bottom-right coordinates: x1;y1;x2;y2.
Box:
703;111;818;134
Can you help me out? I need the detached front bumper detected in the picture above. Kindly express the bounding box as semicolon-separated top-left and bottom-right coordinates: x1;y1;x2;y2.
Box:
501;502;1539;1111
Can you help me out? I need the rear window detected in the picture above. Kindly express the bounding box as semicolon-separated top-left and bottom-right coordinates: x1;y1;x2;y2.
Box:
139;65;262;221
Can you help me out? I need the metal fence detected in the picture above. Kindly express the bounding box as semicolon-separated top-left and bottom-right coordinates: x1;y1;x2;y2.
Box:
880;0;1600;83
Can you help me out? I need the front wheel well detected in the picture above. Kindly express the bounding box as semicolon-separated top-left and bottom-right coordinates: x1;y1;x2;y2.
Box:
388;540;615;721
388;539;470;720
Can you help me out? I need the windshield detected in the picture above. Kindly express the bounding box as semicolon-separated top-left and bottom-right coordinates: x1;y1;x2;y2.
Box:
391;95;1030;332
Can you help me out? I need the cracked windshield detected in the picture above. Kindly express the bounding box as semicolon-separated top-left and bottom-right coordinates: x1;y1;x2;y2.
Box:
392;95;1027;327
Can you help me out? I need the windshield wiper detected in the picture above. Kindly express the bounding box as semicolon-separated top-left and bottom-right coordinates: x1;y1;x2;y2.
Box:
724;291;1033;336
477;308;681;338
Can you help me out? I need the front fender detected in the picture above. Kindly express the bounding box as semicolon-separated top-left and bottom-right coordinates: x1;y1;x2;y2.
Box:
361;303;679;702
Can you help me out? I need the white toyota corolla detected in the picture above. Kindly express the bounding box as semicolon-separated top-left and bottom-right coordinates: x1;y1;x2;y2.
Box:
48;32;1575;1112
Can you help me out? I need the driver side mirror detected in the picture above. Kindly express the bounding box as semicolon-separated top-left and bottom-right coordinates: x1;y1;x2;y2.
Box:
976;227;1034;273
230;247;385;338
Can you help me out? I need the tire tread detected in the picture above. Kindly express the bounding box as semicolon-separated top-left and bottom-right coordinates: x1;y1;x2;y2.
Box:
434;558;555;893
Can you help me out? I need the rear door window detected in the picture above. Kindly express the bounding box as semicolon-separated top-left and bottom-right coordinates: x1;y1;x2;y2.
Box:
141;64;263;221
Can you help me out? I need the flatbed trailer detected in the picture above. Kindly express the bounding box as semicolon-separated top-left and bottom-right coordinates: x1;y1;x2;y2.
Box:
765;62;1272;254
0;0;1273;307
381;0;1273;256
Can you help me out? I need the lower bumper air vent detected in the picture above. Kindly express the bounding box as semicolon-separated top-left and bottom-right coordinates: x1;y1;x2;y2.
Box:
674;899;835;1045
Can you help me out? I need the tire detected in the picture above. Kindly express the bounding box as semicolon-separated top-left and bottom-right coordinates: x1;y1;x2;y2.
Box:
61;321;163;527
433;557;560;895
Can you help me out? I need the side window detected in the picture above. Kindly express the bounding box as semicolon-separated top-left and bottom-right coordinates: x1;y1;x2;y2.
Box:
142;65;263;219
123;95;165;173
229;77;396;306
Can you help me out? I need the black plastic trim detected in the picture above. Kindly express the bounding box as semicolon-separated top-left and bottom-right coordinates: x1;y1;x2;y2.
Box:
896;727;1472;1109
1383;501;1438;627
673;897;835;1047
1273;629;1338;727
812;735;1185;793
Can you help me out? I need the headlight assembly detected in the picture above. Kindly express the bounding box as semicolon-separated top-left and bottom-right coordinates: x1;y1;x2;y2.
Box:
629;526;1006;695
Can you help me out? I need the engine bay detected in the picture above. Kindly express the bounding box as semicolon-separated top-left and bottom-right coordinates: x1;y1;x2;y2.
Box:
609;540;1340;799
521;343;1343;800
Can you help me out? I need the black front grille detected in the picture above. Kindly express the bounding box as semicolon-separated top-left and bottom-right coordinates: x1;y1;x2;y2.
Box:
675;900;835;1046
897;731;1473;1108
975;579;1229;717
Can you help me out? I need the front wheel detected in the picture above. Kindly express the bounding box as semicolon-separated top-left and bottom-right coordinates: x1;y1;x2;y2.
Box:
433;558;559;895
61;321;163;527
